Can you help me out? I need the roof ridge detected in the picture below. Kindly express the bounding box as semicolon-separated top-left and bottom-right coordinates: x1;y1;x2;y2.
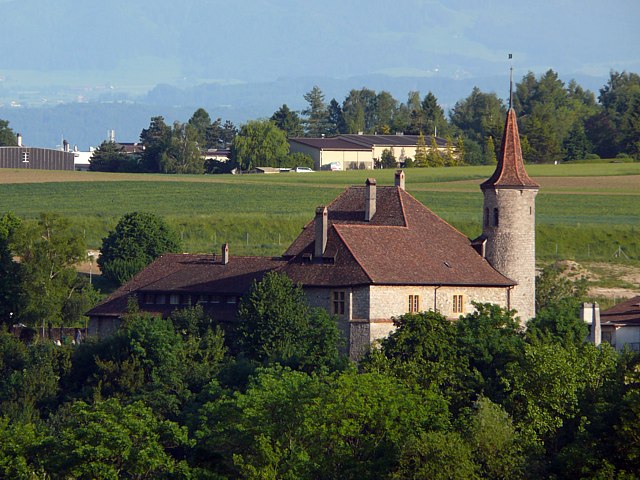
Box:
332;226;374;283
397;187;409;227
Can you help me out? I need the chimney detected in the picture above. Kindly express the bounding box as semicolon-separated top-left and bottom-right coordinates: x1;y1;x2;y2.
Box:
580;302;593;323
314;206;328;258
16;133;22;147
395;170;405;190
591;302;601;346
63;139;69;152
222;243;229;265
365;178;376;222
580;302;601;346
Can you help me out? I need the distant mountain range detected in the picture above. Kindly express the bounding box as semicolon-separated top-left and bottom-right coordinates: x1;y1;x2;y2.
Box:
0;73;609;150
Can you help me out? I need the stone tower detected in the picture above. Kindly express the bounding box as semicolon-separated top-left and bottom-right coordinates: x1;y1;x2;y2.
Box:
480;106;539;323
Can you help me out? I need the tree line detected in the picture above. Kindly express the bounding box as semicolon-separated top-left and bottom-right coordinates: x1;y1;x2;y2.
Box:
1;264;640;478
2;70;637;171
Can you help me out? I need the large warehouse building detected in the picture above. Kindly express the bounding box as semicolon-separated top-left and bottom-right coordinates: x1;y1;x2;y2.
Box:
0;134;75;171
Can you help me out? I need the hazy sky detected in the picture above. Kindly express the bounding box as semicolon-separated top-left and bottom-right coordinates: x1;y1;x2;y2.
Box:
1;0;638;93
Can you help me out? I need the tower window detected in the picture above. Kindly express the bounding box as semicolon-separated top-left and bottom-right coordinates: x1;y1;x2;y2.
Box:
484;208;489;227
493;208;499;227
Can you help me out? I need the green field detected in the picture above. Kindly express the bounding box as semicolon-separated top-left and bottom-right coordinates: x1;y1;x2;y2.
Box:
1;163;639;260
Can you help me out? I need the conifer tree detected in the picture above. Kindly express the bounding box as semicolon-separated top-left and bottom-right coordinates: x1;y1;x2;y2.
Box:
427;136;443;167
414;132;427;167
484;136;497;165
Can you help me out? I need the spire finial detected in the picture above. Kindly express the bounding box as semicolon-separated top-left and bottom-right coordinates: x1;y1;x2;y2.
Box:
509;53;513;109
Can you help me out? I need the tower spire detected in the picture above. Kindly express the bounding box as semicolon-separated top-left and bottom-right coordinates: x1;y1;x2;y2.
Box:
480;62;538;191
509;53;513;109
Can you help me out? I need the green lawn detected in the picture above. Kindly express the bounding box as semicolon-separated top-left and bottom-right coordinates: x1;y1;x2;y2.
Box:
1;163;638;259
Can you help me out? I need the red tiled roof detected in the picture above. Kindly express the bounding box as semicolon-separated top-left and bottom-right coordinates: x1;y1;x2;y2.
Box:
481;108;539;190
89;178;514;320
87;254;287;317
601;296;640;326
282;184;514;287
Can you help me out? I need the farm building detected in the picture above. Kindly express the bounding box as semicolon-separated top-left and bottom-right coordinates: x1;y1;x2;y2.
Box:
88;105;539;359
288;133;448;171
584;297;640;352
0;134;75;171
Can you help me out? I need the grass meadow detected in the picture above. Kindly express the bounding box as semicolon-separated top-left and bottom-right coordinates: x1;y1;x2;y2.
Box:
1;162;638;260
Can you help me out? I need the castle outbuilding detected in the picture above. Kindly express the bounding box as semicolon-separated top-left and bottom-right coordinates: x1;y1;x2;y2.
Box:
88;107;538;359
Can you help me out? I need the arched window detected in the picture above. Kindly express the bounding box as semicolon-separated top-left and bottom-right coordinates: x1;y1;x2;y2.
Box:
493;208;499;227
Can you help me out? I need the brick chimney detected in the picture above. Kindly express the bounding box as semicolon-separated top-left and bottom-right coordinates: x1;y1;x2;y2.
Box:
315;206;328;258
222;243;229;265
395;170;405;190
365;178;376;222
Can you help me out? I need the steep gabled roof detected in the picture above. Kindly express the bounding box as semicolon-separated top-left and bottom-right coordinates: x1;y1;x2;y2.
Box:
282;184;514;287
601;296;640;326
481;108;539;190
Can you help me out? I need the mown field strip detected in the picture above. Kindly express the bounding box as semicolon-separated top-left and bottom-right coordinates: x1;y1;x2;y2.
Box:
1;164;638;259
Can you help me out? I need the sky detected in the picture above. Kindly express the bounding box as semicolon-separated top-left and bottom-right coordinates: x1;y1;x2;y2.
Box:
1;0;639;148
1;0;639;95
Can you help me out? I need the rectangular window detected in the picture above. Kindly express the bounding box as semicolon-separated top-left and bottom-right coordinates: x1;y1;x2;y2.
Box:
169;294;180;305
143;294;155;305
453;295;464;314
332;291;345;315
156;294;166;305
409;295;420;313
196;295;207;304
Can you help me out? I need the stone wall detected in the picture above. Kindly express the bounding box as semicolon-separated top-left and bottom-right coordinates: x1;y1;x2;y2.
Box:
482;188;538;322
305;284;510;360
368;284;510;320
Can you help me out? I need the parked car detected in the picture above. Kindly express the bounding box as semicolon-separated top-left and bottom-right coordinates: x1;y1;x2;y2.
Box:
294;166;314;172
329;162;342;171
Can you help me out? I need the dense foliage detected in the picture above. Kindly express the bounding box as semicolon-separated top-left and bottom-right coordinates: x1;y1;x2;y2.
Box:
0;213;98;329
98;212;182;285
292;71;640;164
1;264;639;479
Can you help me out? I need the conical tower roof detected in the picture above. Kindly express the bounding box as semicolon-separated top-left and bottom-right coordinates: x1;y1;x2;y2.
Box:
480;108;539;190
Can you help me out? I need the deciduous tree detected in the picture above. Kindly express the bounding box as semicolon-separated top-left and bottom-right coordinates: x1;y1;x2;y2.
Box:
13;213;90;327
231;120;289;170
98;212;181;285
0;119;17;146
237;272;344;370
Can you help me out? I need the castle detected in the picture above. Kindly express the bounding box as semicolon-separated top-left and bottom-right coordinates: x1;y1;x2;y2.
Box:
88;106;538;359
